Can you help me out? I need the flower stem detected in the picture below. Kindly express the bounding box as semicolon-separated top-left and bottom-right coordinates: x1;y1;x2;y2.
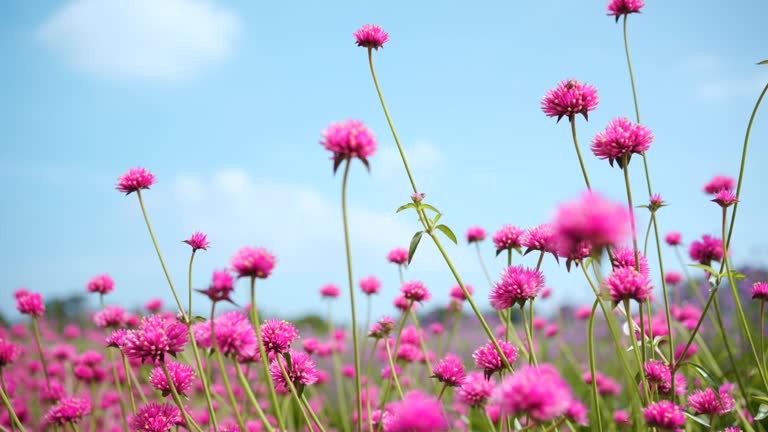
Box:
622;300;651;404
121;353;139;411
407;308;433;373
712;295;750;405
569;118;591;190
385;341;405;399
587;300;604;432
233;361;275;432
187;250;196;320
520;305;537;365
106;348;129;432
276;356;317;432
673;288;716;372
761;301;766;372
161;361;204;432
0;377;25;432
31;317;51;390
482;407;499;432
364;340;379;432
650;212;675;392
210;303;247;432
301;394;328;432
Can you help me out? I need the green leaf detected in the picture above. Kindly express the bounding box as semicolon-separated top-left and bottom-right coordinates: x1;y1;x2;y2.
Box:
432;213;442;225
435;224;457;245
420;203;441;214
729;270;746;280
396;203;416;213
193;315;207;323
282;352;293;375
752;395;768;405
408;231;424;264
689;263;718;275
296;383;306;399
758;60;768;65
755;404;768;421
683;411;710;427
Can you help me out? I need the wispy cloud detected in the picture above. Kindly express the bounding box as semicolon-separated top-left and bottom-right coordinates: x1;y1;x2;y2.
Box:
681;53;768;102
38;0;240;82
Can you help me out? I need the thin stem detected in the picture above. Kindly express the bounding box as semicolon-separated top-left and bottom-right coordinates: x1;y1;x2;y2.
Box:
161;361;203;432
761;301;766;373
276;357;316;432
233;361;276;432
187;250;196;321
364;340;379;432
712;296;750;405
107;349;129;432
587;300;604;432
437;383;448;401
673;289;717;372
121;353;138;411
210;303;247;432
482;407;499;432
476;242;494;287
650;212;675;392
623;300;651;404
407;308;433;373
621;162;647;361
569;118;591;190
30;318;51;391
301;394;328;432
385;341;405;399
642;216;652;257
520;305;537;365
0;377;25;432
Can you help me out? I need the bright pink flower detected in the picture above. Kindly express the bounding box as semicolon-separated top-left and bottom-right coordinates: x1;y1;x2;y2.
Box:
644;401;685;430
606;267;652;303
260;319;299;354
466;226;487;243
614;409;631;427
230;247;276;279
384;391;449;432
93;305;125;329
393;295;416;312
449;284;474;301
611;246;650;277
319;284;341;298
541;79;599;122
302;338;319;354
149;361;195;397
210;311;258;358
493;225;524;253
752;282;768;301
269;350;318;391
553;191;630;254
387;247;409;265
665;271;683;285
665;232;682;246
0;338;20;368
591;117;653;168
130;403;182;432
644;360;672;393
401;281;431;303
368;316;395;339
712;189;738;208
689;235;723;265
359;276;382;295
582;371;622;396
649;193;665;211
703;175;735;194
184;231;210;251
116;167;155;194
45;396;93;425
396;343;421;363
320;120;377;168
457;372;494;407
15;289;45;317
431;354;466;387
428;322;444;335
544;324;559;338
521;224;558;254
566;400;589;425
490;266;544;309
123;315;188;363
106;328;128;349
197;270;235;303
575;305;592;320
473;340;518;379
688;385;735;416
144;298;163;313
86;274;114;295
354;24;389;50
607;0;645;18
494;364;573;423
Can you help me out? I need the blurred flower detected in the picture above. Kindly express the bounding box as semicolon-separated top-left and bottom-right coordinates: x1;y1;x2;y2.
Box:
607;0;645;19
711;189;738;208
493;225;524;253
149;361;195;397
383;391;449;432
319;284;341;299
703;175;735;195
321;120;377;171
387;247;409;265
752;282;768;301
466;226;487;243
360;276;382;295
493;364;573;423
449;284;474;302
401;281;431;303
230;246;277;279
457;372;494;407
86;274;114;295
44;396;93;426
15;289;44;317
269;350;318;392
606;267;652;303
93;305;125;329
611;246;650;277
689;235;723;265
472;340;518;379
665;232;682;246
553;191;630;255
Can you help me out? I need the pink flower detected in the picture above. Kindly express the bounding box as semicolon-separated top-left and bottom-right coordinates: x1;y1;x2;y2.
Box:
124;315;188;363
611;246;650;277
644;360;672;393
387;247;409;265
383;391;449;432
607;0;645;19
752;282;768;301
466;226;487;243
149;361;195;397
712;189;738;208
45;396;93;425
493;225;524;253
689;235;723;265
494;364;573;423
354;24;389;50
211;311;259;359
393;295;416;312
93;305;125;329
606;267;652;303
703;175;735;194
401;281;431;303
319;284;341;298
583;371;622;396
591;117;653;168
490;266;544;309
260;319;299;354
665;271;683;286
614;409;631;427
145;298;163;313
358;276;382;295
521;224;558;254
184;231;210;251
0;338;20;368
86;274;114;295
116;167;155;194
472;340;518;379
15;289;45;317
553;191;630;254
665;232;682;246
428;323;444;335
368;316;395;339
106;329;128;349
130;403;182;432
541;79;599;122
449;284;474;301
688;385;735;416
644;401;685;430
457;372;494;407
230;246;276;279
575;305;592;320
320;120;377;169
431;354;466;387
566;400;589;426
269;350;318;392
197;270;235;303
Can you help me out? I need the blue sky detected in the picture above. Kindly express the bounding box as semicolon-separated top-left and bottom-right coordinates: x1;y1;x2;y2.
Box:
1;0;767;322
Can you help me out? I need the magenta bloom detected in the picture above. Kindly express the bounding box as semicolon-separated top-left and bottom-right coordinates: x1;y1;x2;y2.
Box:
566;400;589;426
611;246;650;277
319;284;341;298
541;79;599;122
575;305;592;320
644;401;686;430
689;235;723;265
210;311;258;358
384;391;449;432
752;282;768;301
703;175;735;194
116;167;155;194
149;361;195;397
665;271;683;286
553;191;630;254
93;305;126;329
606;267;652;303
473;340;518;379
583;371;621;396
665;232;682;246
431;354;466;387
591;117;653;168
320;119;377;170
130;403;182;432
261;319;299;354
0;338;20;368
614;409;631;427
401;281;431;303
688;385;735;416
457;372;494;407
387;247;409;265
123;315;188;363
86;274;115;295
184;231;210;251
15;289;45;317
521;224;559;255
368;316;395;339
494;364;573;423
144;298;163;313
354;24;389;50
712;189;738;208
230;246;276;279
45;396;93;425
359;275;382;295
269;350;318;391
197;270;235;303
466;226;487;243
490;266;544;309
449;284;474;302
493;225;524;253
607;0;645;22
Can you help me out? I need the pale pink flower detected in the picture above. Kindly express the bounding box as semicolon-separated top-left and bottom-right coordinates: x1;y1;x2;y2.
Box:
494;364;573;423
144;298;163;313
520;224;558;255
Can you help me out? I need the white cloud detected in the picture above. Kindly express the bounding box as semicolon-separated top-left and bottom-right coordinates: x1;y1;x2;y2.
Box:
38;0;240;82
681;54;768;102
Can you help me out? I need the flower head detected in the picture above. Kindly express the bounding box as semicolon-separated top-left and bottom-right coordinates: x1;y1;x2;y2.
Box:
541;79;599;122
359;275;382;295
368;316;396;339
591;117;653;168
649;194;665;211
703;175;735;195
269;350;318;392
383;391;449;432
493;225;524;253
644;401;685;430
665;232;682;246
606;267;653;303
387;247;409;265
490;266;545;309
15;289;45;317
473;340;518;379
466;226;487;243
354;24;389;50
93;305;125;329
554;191;631;255
124;315;188;363
607;0;645;20
261;319;299;354
197;270;235;303
431;354;466;387
665;271;683;286
144;298;163;312
752;282;768;301
0;338;21;368
130;403;182;432
457;372;494;407
184;231;209;251
688;385;735;416
45;396;93;425
401;281;431;303
711;189;738;208
689;235;723;265
521;224;559;254
449;284;474;302
566;400;589;426
230;247;276;279
319;284;341;299
211;311;259;359
149;361;195;397
493;364;573;423
116;167;155;194
86;274;114;295
321;120;377;171
611;246;650;277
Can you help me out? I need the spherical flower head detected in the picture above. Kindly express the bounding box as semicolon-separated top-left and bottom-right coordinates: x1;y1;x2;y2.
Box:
149;361;195;397
606;267;652;303
15;289;45;317
45;396;93;425
124;315;188;363
269;350;318;392
591;117;653;168
541;79;599;122
665;232;682;246
319;284;341;299
521;224;558;254
184;231;210;251
611;246;650;277
490;266;544;309
260;319;299;354
752;282;768;301
0;338;21;368
213;311;258;358
644;401;685;430
387;247;409;265
689;235;723;265
493;364;573;423
86;274;115;295
472;340;518;379
383;391;449;432
93;305;126;329
116;167;155;194
493;225;524;253
457;372;494;407
198;270;235;303
401;280;431;303
613;409;631;427
711;189;738;208
354;24;389;50
393;295;417;312
554;191;631;255
106;328;128;349
449;284;474;302
130;403;182;432
320;120;377;169
607;0;645;20
230;246;276;279
466;226;487;243
368;316;395;339
359;275;382;295
145;298;163;313
703;175;735;195
566;400;589;426
688;385;735;416
431;354;466;387
665;271;683;286
644;360;672;392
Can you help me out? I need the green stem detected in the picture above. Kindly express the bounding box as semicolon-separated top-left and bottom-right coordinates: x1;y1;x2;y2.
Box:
30;318;51;391
761;301;766;373
301;394;328;432
482;407;499;432
623;300;651;403
712;296;750;405
161;361;203;432
0;376;25;432
520;305;537;365
210;303;247;432
407;308;433;373
642;216;652;257
121;353;139;411
107;348;129;432
364;340;379;432
233;361;276;432
569;118;591;189
650;212;676;393
673;288;717;371
187;250;195;321
587;300;604;432
385;341;405;399
276;356;316;431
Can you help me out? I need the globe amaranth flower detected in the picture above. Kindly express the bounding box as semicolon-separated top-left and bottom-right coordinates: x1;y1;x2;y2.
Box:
643;360;673;393
15;289;45;317
703;175;735;195
320;119;377;172
466;226;487;243
613;410;631;427
752;282;768;301
130;403;183;432
368;316;395;339
490;266;544;309
230;246;276;279
457;372;494;407
144;298;163;313
387;247;409;265
93;305;125;329
611;246;650;277
644;401;686;430
566;400;589;426
44;396;93;425
0;338;21;368
582;371;622;396
473;340;518;379
665;232;682;246
607;0;645;21
665;271;683;286
541;79;599;122
106;329;128;349
688;385;735;416
184;231;210;251
319;284;340;299
648;193;665;212
269;350;319;392
86;274;114;295
116;167;155;194
149;361;196;397
431;354;466;387
354;24;389;50
449;284;474;302
493;225;524;254
493;364;573;423
197;270;235;303
689;235;723;265
260;319;300;354
591;117;653;168
711;189;738;208
359;275;382;295
383;391;449;432
210;311;258;358
521;224;559;255
123;315;188;363
606;267;652;303
401;280;431;303
553;191;630;255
